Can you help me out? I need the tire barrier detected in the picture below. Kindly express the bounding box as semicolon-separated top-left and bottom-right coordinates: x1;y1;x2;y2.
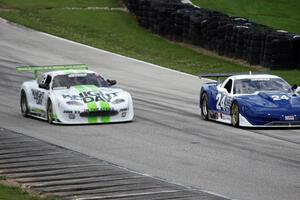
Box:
123;0;300;70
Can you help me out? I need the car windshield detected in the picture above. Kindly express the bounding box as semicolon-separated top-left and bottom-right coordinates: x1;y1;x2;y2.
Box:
233;78;291;94
52;73;108;89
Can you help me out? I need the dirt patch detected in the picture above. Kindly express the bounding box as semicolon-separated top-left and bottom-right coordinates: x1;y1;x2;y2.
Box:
0;179;54;199
0;8;18;12
61;7;128;12
0;179;20;187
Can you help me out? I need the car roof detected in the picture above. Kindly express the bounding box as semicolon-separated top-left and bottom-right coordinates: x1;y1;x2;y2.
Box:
42;69;96;77
230;74;280;80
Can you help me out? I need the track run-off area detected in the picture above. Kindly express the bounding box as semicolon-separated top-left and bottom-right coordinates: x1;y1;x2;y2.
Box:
0;19;299;200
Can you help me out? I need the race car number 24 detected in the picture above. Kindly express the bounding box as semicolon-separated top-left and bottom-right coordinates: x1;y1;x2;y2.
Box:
216;93;226;110
271;95;289;101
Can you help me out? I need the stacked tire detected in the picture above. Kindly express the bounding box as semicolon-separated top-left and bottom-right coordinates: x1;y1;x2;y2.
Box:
123;0;300;70
262;32;295;69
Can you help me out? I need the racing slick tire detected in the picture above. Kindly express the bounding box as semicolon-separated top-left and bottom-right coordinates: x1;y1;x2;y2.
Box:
47;100;54;124
231;101;240;127
201;93;209;120
20;91;29;117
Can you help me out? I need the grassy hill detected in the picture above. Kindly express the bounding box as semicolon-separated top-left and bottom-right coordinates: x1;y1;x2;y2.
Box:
0;0;122;9
0;0;299;83
192;0;300;34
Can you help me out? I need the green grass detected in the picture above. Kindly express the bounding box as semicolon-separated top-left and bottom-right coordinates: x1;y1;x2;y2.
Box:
0;10;253;73
0;0;122;10
0;184;59;200
192;0;300;34
0;1;299;84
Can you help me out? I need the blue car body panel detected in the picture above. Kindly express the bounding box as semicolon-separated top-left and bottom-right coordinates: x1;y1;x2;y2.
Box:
200;82;300;127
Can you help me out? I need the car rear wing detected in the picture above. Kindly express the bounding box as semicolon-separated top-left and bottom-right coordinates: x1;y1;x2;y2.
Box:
199;73;235;79
16;64;88;78
199;73;236;83
199;72;260;82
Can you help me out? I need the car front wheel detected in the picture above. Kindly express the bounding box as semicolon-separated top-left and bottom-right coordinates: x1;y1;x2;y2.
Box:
47;100;53;124
231;102;240;127
20;91;29;117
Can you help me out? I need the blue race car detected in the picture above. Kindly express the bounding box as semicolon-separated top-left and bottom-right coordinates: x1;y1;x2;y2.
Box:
199;74;300;127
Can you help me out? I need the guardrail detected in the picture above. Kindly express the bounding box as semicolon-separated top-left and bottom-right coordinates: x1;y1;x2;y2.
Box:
123;0;300;70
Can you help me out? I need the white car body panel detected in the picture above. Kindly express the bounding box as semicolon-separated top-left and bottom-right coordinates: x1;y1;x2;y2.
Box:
20;69;134;124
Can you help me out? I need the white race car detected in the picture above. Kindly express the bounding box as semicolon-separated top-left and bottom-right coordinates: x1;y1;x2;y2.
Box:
17;64;134;124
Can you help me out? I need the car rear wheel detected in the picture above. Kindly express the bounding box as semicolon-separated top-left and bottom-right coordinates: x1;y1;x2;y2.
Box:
231;102;240;127
201;93;209;120
20;91;29;117
47;100;53;124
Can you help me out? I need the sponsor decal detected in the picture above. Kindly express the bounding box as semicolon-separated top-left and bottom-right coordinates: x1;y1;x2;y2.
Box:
68;73;87;78
31;89;45;105
62;91;118;103
216;93;232;112
63;110;73;114
30;108;46;117
209;111;217;119
79;91;117;103
222;114;231;121
285;115;295;120
68;113;76;119
73;85;112;123
84;106;112;112
62;94;82;101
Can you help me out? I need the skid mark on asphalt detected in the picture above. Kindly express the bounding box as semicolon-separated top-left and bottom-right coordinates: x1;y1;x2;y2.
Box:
248;130;300;145
135;115;300;166
0;127;229;200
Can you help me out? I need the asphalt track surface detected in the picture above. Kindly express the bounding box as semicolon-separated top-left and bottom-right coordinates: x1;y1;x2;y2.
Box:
0;19;299;200
0;128;224;200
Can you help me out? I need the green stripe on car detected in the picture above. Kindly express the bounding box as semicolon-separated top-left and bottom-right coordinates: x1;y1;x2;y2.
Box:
100;101;110;123
87;85;111;123
74;85;98;124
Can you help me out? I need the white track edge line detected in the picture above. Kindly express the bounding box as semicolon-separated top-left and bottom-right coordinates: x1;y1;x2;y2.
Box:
38;31;198;78
73;190;182;200
6;18;200;79
1;17;214;82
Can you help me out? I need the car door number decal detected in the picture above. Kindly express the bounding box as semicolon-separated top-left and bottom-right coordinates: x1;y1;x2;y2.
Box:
271;95;289;101
216;93;226;110
31;89;45;105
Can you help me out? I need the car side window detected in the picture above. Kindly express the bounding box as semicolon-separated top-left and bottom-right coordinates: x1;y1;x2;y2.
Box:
224;79;233;93
45;75;52;85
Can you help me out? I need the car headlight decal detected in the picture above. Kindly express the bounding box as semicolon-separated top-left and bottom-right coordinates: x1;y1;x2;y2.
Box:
66;101;83;106
111;99;125;105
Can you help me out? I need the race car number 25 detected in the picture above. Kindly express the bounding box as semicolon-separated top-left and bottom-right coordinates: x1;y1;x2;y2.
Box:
216;93;226;110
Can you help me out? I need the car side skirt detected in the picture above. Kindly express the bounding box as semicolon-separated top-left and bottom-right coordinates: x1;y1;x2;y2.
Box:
205;111;300;128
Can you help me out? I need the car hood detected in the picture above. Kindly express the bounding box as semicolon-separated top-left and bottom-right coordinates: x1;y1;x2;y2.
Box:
238;92;300;109
53;85;128;104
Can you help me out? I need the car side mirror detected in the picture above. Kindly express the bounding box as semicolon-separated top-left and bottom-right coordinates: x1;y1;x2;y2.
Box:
39;83;49;90
291;84;298;91
107;79;117;86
